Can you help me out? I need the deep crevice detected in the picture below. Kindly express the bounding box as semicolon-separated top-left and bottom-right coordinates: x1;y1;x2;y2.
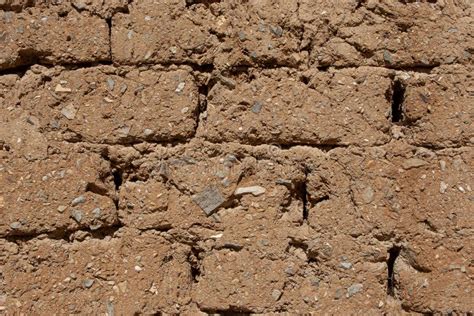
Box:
188;246;202;283
387;245;401;296
192;64;216;135
355;0;366;9
185;0;221;8
105;17;113;61
390;79;406;123
112;169;123;190
302;180;309;222
199;307;252;315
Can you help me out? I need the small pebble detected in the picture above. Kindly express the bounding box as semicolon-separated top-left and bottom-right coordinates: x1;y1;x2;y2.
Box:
143;128;153;136
347;283;363;297
175;82;185;94
55;84;72;93
71;196;86;206
92;208;101;218
117;126;131;136
107;78;115;91
334;288;344;300
362;186;374;204
106;301;115;316
71;210;83;223
89;223;102;231
10;221;21;229
340;262;352;270
251;101;263;113
73;1;86;10
61;104;77;120
234;186;266;197
440;181;448;194
272;289;282;301
270;25;283;37
439;160;446;171
284;266;295;276
276;178;291;184
82;279;94;288
383;50;393;64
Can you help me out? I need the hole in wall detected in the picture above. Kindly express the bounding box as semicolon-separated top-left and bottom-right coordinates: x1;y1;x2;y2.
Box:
387;245;401;296
112;169;123;191
390;79;406;123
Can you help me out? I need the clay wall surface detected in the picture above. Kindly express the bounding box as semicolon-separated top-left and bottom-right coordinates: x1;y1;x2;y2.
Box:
0;0;473;314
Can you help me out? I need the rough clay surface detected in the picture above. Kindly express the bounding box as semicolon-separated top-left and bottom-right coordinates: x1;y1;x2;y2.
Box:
0;0;473;315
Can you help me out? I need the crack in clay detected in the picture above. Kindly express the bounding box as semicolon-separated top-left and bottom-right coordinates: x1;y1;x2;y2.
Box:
3;224;123;244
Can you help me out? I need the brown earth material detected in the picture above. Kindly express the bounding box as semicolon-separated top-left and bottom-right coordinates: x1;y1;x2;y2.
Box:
0;0;473;315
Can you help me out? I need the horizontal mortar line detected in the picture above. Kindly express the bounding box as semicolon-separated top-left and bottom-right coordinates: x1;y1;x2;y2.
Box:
1;222;206;244
58;137;472;153
1;59;469;77
1;223;124;244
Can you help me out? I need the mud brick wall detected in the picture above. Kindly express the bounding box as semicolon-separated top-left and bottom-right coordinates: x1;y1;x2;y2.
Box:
0;0;473;314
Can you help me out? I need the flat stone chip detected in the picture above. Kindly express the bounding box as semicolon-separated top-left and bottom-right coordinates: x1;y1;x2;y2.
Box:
192;186;226;216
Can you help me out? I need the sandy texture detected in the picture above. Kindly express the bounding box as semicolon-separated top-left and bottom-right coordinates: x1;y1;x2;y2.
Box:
0;0;473;314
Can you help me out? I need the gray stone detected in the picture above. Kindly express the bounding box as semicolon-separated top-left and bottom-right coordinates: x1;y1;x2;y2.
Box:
383;50;393;64
89;223;102;231
217;74;236;89
251;101;263;113
10;221;21;229
402;158;427;170
92;208;101;218
311;278;320;287
276;179;292;186
284;266;295;276
61;104;77;120
72;1;87;10
347;283;363;297
117;126;131;137
334;288;344;300
192;186;226;216
272;289;282;301
71;195;86;206
107;78;115;91
362;186;374;204
340;262;352;270
82;279;94;288
71;209;83;223
270;25;283;37
120;84;128;94
159;162;170;179
106;301;114;316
